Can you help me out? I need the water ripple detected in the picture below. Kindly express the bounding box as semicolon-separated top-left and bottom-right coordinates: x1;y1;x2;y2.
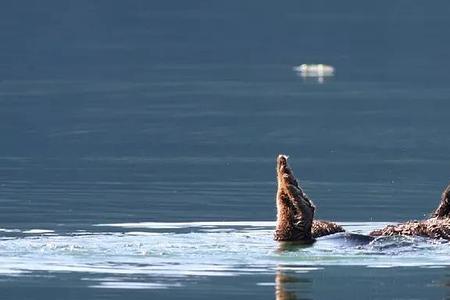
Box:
0;221;449;282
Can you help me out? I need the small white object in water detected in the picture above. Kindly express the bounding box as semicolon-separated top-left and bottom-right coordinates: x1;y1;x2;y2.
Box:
293;64;335;77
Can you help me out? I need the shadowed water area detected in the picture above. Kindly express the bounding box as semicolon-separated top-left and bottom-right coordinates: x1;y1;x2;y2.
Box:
1;0;450;299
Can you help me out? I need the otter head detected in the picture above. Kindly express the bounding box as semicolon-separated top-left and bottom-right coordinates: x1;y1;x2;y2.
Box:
434;183;450;219
444;184;450;202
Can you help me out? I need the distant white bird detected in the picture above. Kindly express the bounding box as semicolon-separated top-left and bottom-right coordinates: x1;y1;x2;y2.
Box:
293;64;335;77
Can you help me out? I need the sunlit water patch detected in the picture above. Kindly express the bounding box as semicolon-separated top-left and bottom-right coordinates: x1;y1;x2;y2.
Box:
0;222;449;289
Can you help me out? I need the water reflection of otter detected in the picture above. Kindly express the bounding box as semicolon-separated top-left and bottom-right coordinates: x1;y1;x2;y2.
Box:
274;154;450;243
275;269;309;300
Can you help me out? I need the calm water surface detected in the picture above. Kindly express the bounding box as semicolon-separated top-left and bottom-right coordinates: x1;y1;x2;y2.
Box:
1;1;450;299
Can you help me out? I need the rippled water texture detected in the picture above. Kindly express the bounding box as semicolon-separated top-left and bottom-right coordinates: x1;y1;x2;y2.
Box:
1;221;450;296
1;1;450;299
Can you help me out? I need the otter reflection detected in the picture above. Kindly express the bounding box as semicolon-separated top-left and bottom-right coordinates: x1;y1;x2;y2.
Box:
275;267;312;300
274;154;450;242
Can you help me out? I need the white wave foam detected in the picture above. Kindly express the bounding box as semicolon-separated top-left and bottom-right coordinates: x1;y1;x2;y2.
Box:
90;281;182;289
0;221;448;280
23;229;55;234
0;229;21;233
95;221;276;229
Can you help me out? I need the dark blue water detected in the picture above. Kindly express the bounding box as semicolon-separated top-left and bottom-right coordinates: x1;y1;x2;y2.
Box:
1;1;450;299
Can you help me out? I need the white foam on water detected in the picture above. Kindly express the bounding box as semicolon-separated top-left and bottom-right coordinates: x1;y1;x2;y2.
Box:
0;229;21;233
95;221;276;229
90;281;182;289
0;221;449;283
256;282;276;286
23;229;55;234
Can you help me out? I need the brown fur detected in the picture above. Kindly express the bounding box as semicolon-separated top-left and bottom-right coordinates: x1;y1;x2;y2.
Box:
274;155;344;242
370;183;450;239
432;183;450;218
312;219;345;239
370;218;450;239
274;154;450;241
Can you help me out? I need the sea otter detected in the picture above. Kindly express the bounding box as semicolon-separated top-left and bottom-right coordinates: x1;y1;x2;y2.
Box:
274;154;450;242
370;183;450;239
274;154;344;242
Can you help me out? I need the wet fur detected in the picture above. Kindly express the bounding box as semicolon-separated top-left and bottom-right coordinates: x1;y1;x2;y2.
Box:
274;155;344;242
370;184;450;239
274;154;450;242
